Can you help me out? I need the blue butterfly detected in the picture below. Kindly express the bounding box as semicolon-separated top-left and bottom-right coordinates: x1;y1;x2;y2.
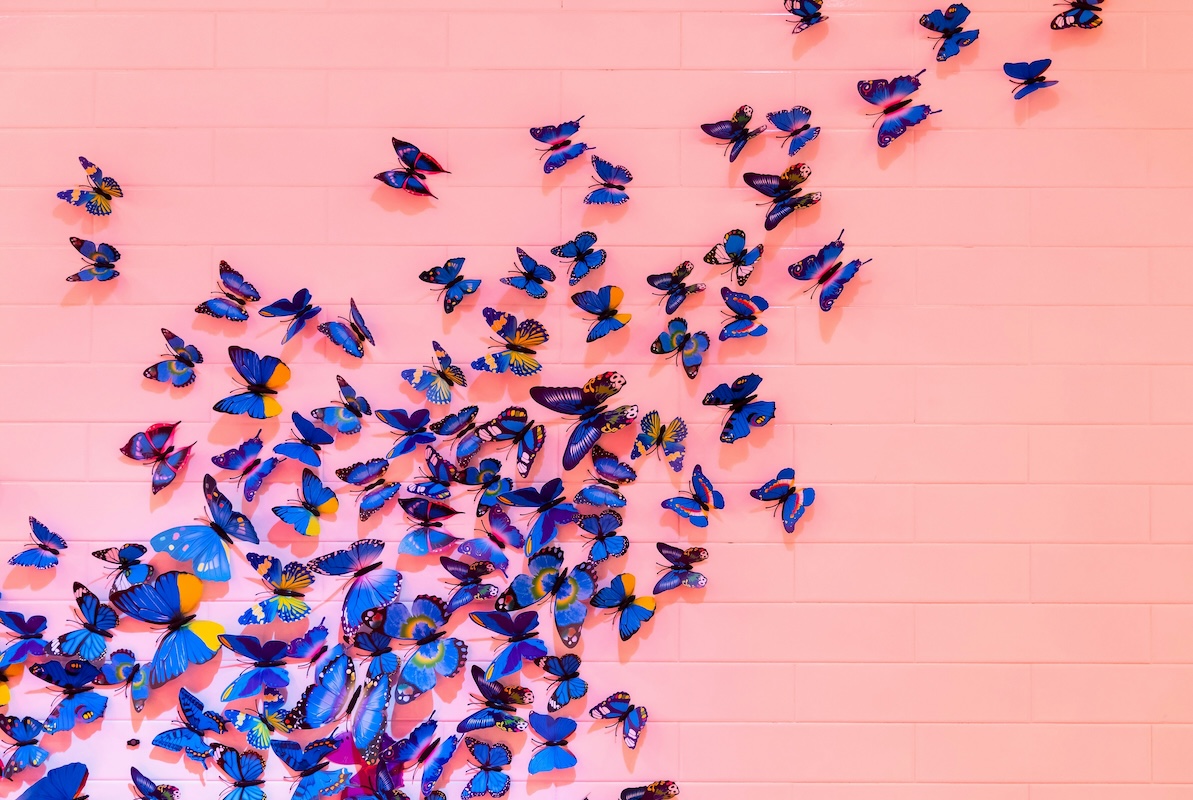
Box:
240;553;315;624
457;505;525;576
572;285;633;344
375;138;448;197
130;767;178;800
286;644;357;730
703;373;776;443
433;404;479;439
530;117;592;173
66;236;120;282
456;456;512;518
654;542;709;594
468;609;549;681
380;713;450;785
151;687;228;763
577;510;629;563
151;474;258;582
497;546;597;648
662;464;725;528
0;611;47;666
585;156;632;205
9;516;67;569
530;371;639;471
527;712;578;774
404;341;467;405
212;431;282;502
144;327;203;387
308;538;401;635
211;745;267;800
224;688;292;750
590;690;648;749
319;298;375;358
701;104;765;162
93;543;154;590
272;468;339;538
313;374;373;435
574;444;637;508
1052;0;1102;29
767;106;821;156
785;0;827;33
273;737;352;800
458;664;532;733
743;163;822;230
196;260;260;321
858;70;940;148
465;406;546;477
652;317;710;380
419;732;458;798
421;257;481;314
29;659;107;733
0;716;49;779
377;407;438;459
407;445;457;500
259;287;321;343
751;467;817;533
109;571;224;687
500;477;578;554
631;410;687;473
14;762;89;800
704;228;763;287
273;411;334;467
337;458;401;521
789;229;870;312
57;156;121;215
592;574;656;642
534;654;588;712
95;648;150;713
647;261;706;315
472;307;549;377
219;634;292;701
287;622;330;668
554;230;606;285
1005;59;1059;99
461;737;513;798
374;596;468;703
45;582;118;661
213;345;291;419
120;422;193;496
398;497;462;556
502;248;556;299
442;556;499;613
720;286;769;340
352;625;400;680
920;4;979;61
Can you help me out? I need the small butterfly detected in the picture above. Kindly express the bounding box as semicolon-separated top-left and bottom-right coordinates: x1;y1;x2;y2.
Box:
534;654;587;712
574;444;637;508
701;105;765;162
461;737;513;799
647;261;706;315
530;117;592;173
704;228;763;286
212;430;282;502
500;477;578;554
576;510;629;563
213;346;291;419
654;542;709;594
788;229;870;312
502;248;557;299
743;163;822;231
472;307;549;377
457;505;525;576
240;552;315;624
376;407;438;459
143;328;204;388
623;781;681;800
92;543;154;591
920;4;980;61
45;582;118;662
572;284;632;342
398;497;462;557
662;464;724;528
57;156;122;215
469;609;549;681
0;715;49;780
1052;0;1103;29
585;156;632;205
196;261;260;321
151;687;227;763
591;575;656;642
96;650;150;714
457;664;532;733
785;0;827;33
651;317;710;380
9;517;66;569
858;69;940;148
210;745;267;800
271;468;338;537
120;421;193;494
130;766;178;800
631;410;687;472
273;411;335;467
375;137;448;197
441;556;499;613
465;406;546;477
590;690;648;749
767;106;821;156
259;288;321;344
337;458;401;522
530;372;638;471
319;298;375;358
703;373;776;443
720;286;769;339
1005;59;1059;99
313;374;373;435
404;341;467;405
421;257;481;314
554;230;607;286
751;467;816;533
66;237;120;282
527;712;578;774
151;475;259;582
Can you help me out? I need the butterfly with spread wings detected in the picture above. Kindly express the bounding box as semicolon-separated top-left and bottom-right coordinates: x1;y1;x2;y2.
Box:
57;157;122;215
375;137;448;197
530;372;638;471
471;307;549;377
742;163;822;231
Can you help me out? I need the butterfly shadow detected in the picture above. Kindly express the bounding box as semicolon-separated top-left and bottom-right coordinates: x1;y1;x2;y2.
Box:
265;519;322;559
580;202;630;228
465;374;534;406
789;18;829;59
1;567;55;592
62;279;117;307
206;412;281;449
369;185;438;218
526;767;576;793
713;424;776;472
761;202;822;250
930;38;981;78
581;329;632;369
717;330;770;360
193;314;250;338
1013;88;1061;123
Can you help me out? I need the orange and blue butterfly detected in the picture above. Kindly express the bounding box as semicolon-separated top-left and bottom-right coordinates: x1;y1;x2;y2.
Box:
720;286;769;339
271;469;338;538
66;236;120;282
144;328;203;388
651;317;710;380
319;297;375;358
662;464;724;528
404;341;467;405
591;575;656;642
57;156;122;215
571;285;631;343
631;410;687;473
240;553;315;624
751;467;816;533
421;257;481;314
213;345;291;419
312;375;372;435
472;307;549;377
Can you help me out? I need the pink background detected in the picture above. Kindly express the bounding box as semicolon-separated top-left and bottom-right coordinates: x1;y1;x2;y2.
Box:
1;0;1190;798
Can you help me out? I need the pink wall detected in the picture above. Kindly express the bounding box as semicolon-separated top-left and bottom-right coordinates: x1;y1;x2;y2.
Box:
0;0;1189;798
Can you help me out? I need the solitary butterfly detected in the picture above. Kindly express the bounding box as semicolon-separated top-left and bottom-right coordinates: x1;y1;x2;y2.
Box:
574;444;637;508
530;117;592;173
92;543;154;590
651;317;710;380
57;156;121;215
785;0;827;33
272;469;339;537
858;69;940;148
502;248;556;299
1004;59;1059;99
375;137;448;197
720;286;769;339
319;298;375;358
96;650;151;714
120;421;193;494
654;542;709;594
704;229;763;286
530;372;638;471
210;745;267;800
662;464;724;528
404;341;467;405
472;307;549;377
45;582;118;662
743;163;822;231
751;467;816;533
590;690;648;749
150;474;259;582
527;712;578;774
623;782;681;800
701;105;765;162
631;410;687;472
376;407;438;460
151;687;227;763
585;156;632;205
591;574;656;642
213;346;291;419
469;610;549;681
703;373;776;443
143;328;203;388
572;284;632;343
465;405;546;477
9;517;66;569
1052;0;1103;29
337;458;401;522
421;257;481;314
920;4;980;61
66;237;120;282
789;229;870;312
554;230;607;285
496;546;597;648
647;261;705;315
577;510;629;563
312;375;373;435
196;261;260;321
308;538;401;635
211;430;282;502
274;411;334;467
534;654;587;712
240;552;315;624
767;106;821;156
259;288;321;344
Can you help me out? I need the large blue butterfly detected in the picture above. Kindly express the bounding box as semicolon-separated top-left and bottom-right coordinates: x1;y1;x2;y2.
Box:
534;654;588;711
8;516;67;569
742;163;822;230
751;467;817;533
144;327;203;387
458;664;532;733
554;230;607;285
225;688;291;750
211;745;267;800
93;543;154;591
920;4;979;61
211;431;282;502
196;260;260;321
785;0;827;33
654;542;709;594
319;297;375;358
858;70;940;148
1004;59;1059;99
66;236;120;282
151;687;227;763
95;648;150;713
704;228;763;287
530;117;592;173
631;410;687;473
703;373;776;443
465;405;546;477
404;341;467;404
0;611;47;666
274;411;334;467
500;477;578;554
788;229;870;312
120;422;193;494
1052;0;1102;29
461;737;513;798
662;464;725;528
57;156;121;215
219;634;293;701
374;595;468;703
497;546;597;648
130;766;179;800
585;156;632;205
468;610;549;681
457;505;525;576
308;538;401;635
259;288;321;344
577;510;629;563
590;690;648;749
455;456;512;518
376;407;438;459
647;261;705;315
151;474;258;582
767;106;821;156
572;284;633;343
502;248;556;299
29;659;107;733
313;374;373;435
14;762;89;800
375;137;448;197
420;257;480;314
398;497;462;556
338;458;401;522
530;371;639;470
272;468;339;538
213;346;291;419
591;574;656;642
286;644;357;730
651;317;710;380
0;716;49;779
720;286;769;339
45;582;118;662
441;556;499;613
240;553;315;624
574;444;637;508
701;104;765;162
527;712;578;774
272;737;351;800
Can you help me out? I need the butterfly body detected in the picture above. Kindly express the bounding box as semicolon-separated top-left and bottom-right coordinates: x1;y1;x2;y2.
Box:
502;248;556;298
57;156;122;215
789;229;869;312
472;307;549;377
767;106;821;156
920;4;980;61
376;137;448;197
585;155;632;204
9;516;67;569
197;261;260;320
214;346;291;419
651;317;710;380
751;467;816;532
720;286;769;339
530;371;639;471
702;373;776;443
742;163;821;230
66;236;120;281
858;69;940;147
1052;0;1103;29
701;105;765;162
1004;59;1059;99
530;117;592;173
319;298;375;358
647;261;706;315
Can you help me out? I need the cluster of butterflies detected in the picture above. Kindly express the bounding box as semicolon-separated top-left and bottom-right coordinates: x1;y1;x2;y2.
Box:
785;0;1106;34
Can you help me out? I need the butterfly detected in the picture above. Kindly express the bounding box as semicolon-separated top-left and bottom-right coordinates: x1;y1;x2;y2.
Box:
788;229;870;312
406;438;458;501
338;458;402;522
66;236;120;281
29;659;107;733
375;137;448;197
144;328;203;388
654;542;709;594
662;464;725;528
274;411;335;467
398;497;462;556
1052;0;1103;29
530;371;639;471
585;155;632;205
374;713;446;786
497;546;597;648
45;582;118;661
720;286;769;339
9;516;67;570
417;732;459;799
130;767;179;800
0;715;48;779
704;228;763;286
527;712;578;774
532;654;586;713
460;737;512;799
14;762;89;800
219;633;295;701
631;410;687;473
197;260;261;320
0;662;19;708
320;298;375;358
213;345;291;419
273;737;352;800
57;156;121;215
0;611;46;666
1005;59;1059;99
435;405;479;441
554;230;607;285
466;405;546;477
457;505;525;576
286;644;358;730
350;620;400;681
151;687;228;763
457;665;532;734
530;117;592;173
574;444;637;508
751;467;817;533
623;781;681;800
441;556;499;613
260;287;321;343
455;456;512;518
212;431;282;502
225;688;292;750
647;261;706;315
211;745;267;800
500;477;578;554
577;510;629;563
287;622;331;669
652;317;710;380
375;407;437;460
272;469;338;538
920;4;979;60
703;373;776;443
785;0;827;33
742;163;822;231
767;106;821;156
119;422;194;494
404;341;467;404
502;248;556;299
591;574;657;642
95;649;150;713
858;69;940;148
313;375;373;435
472;307;549;377
469;610;549;681
572;284;632;343
590;691;648;749
420;257;481;314
370;595;469;704
151;474;259;581
110;571;225;687
701;105;765;162
353;673;393;763
308;538;401;635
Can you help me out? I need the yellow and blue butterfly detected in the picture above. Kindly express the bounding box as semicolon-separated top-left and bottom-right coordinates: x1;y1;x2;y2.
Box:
213;346;291;419
57;156;122;215
271;470;338;538
240;553;315;624
66;236;120;282
572;285;631;343
631;410;687;473
590;574;656;642
144;328;203;388
403;341;467;405
471;307;549;377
